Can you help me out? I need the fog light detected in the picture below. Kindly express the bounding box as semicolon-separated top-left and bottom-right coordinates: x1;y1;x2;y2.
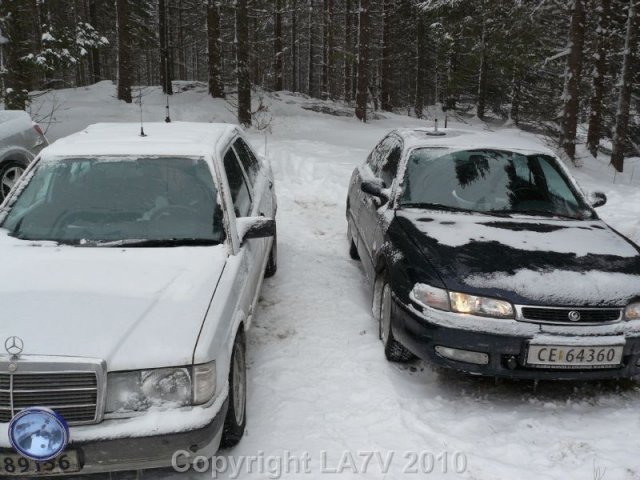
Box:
435;346;489;365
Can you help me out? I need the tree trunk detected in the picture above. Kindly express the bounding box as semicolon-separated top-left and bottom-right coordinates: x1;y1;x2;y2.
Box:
326;0;335;98
414;13;427;118
321;0;329;98
207;0;224;97
1;0;35;110
116;0;132;103
89;0;101;83
561;0;586;162
586;0;611;157
236;0;252;126
344;0;352;103
274;0;284;91
291;0;299;92
159;0;173;95
355;0;369;122
476;1;488;119
610;0;638;173
380;0;393;112
308;0;315;97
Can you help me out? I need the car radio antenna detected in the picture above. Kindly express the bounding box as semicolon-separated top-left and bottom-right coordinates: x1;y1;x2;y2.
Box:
138;85;147;137
165;95;171;123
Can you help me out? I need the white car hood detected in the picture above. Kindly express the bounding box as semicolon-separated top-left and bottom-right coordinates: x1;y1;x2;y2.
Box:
0;237;228;371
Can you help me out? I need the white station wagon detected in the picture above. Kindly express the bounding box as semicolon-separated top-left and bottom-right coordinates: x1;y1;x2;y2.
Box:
0;122;277;475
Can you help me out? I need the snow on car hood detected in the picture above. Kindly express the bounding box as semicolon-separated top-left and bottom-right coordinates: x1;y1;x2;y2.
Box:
0;234;227;371
396;209;640;306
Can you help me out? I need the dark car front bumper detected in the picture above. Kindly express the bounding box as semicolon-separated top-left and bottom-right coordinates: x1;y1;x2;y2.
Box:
0;398;228;476
391;296;640;380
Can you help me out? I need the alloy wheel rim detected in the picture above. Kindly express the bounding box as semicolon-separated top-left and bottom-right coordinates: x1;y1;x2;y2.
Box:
232;344;246;425
1;166;24;198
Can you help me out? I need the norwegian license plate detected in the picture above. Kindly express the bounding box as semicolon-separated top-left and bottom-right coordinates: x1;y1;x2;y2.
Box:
526;344;623;368
0;451;80;476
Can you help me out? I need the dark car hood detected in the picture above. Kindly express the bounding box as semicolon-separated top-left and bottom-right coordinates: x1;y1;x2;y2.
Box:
396;209;640;306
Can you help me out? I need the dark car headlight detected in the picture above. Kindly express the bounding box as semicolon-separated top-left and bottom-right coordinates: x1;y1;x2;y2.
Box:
410;283;514;319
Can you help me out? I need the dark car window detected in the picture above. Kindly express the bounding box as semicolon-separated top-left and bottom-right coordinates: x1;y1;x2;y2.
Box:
223;148;252;217
233;138;260;187
366;137;392;174
379;139;402;187
1;156;225;244
399;148;590;219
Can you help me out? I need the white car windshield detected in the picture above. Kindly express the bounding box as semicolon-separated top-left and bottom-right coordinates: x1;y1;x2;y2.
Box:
1;156;225;246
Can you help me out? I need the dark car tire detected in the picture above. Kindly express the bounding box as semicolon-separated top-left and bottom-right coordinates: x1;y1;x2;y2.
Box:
220;332;247;448
349;238;360;260
264;231;277;278
379;280;414;362
0;160;27;203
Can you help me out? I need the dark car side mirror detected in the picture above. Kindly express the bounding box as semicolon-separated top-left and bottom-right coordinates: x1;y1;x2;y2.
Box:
589;191;607;208
361;180;389;203
238;217;276;244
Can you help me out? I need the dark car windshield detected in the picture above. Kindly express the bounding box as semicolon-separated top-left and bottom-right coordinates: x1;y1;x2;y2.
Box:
1;156;225;245
399;148;591;219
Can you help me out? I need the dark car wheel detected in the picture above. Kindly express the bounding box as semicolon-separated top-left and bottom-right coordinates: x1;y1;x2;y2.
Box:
0;160;26;202
349;238;360;260
379;280;414;362
220;332;247;448
264;231;277;278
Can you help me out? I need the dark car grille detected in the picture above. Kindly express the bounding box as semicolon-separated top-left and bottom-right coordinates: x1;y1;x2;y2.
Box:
0;372;99;424
520;307;622;324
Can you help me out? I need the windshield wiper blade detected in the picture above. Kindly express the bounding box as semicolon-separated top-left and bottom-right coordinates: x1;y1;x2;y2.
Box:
398;202;474;213
489;209;579;220
93;238;221;247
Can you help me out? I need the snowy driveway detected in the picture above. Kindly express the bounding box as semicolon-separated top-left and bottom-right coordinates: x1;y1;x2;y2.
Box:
161;115;640;480
39;86;639;480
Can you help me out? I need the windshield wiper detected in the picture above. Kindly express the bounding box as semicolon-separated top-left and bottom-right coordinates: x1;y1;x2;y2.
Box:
489;209;580;220
86;238;221;247
398;202;475;213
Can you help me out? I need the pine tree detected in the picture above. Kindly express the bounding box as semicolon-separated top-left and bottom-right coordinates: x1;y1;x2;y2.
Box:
116;0;132;103
207;0;224;97
236;0;251;126
0;0;37;110
355;0;370;121
610;0;638;172
159;0;173;95
561;0;587;162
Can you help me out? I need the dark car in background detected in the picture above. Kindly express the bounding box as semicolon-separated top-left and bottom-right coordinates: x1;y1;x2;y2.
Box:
346;128;640;380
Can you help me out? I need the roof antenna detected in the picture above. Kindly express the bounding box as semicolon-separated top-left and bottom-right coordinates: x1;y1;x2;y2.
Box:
426;118;446;137
165;95;171;123
138;86;146;137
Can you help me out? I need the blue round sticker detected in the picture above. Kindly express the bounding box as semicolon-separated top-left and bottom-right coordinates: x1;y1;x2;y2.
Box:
8;407;70;461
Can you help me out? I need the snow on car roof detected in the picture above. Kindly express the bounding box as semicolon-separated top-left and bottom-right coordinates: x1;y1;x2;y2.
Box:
396;127;556;156
41;122;238;159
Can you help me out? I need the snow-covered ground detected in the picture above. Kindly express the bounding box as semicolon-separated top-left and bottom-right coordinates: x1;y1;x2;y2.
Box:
29;82;640;480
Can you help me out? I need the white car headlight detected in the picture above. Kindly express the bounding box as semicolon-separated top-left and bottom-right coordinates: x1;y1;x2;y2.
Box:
624;302;640;320
106;368;191;413
410;283;514;319
141;368;191;407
